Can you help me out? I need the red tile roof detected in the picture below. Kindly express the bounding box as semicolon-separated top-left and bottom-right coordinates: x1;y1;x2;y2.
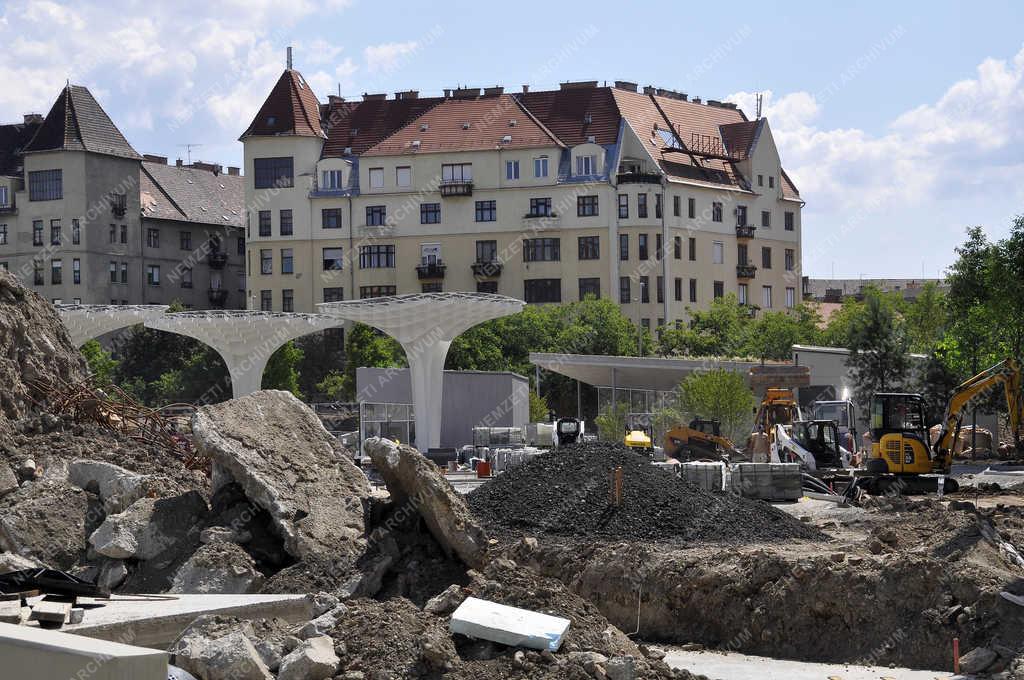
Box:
24;85;141;160
322;96;442;157
719;120;761;157
516;87;620;146
362;94;561;156
240;69;324;139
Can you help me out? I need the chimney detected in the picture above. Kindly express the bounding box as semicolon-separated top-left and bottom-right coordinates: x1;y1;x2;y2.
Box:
143;154;168;164
560;80;598;90
643;86;657;95
707;100;722;108
453;87;481;98
327;94;345;105
362;93;386;101
483;86;504;96
286;46;293;70
394;90;419;100
521;85;529;94
227;166;240;176
176;158;183;167
614;81;637;92
692;96;702;104
190;161;221;174
444;88;452;98
23;113;43;125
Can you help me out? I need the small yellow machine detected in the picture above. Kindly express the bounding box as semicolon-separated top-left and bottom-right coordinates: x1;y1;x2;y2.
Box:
624;412;654;452
664;418;735;461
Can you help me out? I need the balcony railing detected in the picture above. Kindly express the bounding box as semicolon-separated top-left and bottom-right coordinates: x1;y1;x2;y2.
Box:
208;288;229;307
616;172;662;185
471;260;503;278
208;251;228;269
416;261;447;279
735;225;756;239
0;203;15;215
439;180;473;197
736;264;757;279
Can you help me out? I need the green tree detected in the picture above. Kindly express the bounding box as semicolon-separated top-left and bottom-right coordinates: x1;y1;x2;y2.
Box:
295;331;347;398
821;296;866;348
903;281;949;354
658;294;750;357
528;391;550;422
595;402;629;441
80;340;118;385
945;226;999;375
847;288;910;405
315;370;346;401
676;369;756;442
742;304;822;360
988;216;1024;364
262;340;304;397
338;323;405;401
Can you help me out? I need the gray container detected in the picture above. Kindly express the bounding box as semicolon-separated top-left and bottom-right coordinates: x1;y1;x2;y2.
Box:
680;462;726;491
730;462;802;500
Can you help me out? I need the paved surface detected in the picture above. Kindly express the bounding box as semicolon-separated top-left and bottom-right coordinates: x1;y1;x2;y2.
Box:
664;649;958;680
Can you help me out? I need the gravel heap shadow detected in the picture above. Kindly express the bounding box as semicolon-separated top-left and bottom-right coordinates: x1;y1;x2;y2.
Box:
467;443;821;543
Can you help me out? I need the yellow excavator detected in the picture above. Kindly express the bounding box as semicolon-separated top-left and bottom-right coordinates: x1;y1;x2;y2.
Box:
664;418;737;462
863;358;1023;494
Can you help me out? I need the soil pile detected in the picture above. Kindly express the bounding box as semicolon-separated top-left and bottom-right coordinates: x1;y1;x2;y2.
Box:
467;443;820;543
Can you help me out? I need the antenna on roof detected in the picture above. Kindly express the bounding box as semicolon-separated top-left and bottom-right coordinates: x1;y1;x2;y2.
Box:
755;93;763;119
286;46;293;70
177;143;203;165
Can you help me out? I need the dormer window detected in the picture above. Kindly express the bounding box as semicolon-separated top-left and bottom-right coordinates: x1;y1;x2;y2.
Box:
576;155;597;176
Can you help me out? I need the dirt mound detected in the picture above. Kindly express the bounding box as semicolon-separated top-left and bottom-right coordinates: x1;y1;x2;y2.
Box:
467;443;820;543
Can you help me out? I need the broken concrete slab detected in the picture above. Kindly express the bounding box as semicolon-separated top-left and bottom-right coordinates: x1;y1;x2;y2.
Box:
0;552;44;575
29;599;72;625
364;437;489;569
170;542;264;594
0;480;91;569
88;491;207;561
191;390;370;564
174;628;274;680
68;459;150;514
277;635;339;680
449;596;570;652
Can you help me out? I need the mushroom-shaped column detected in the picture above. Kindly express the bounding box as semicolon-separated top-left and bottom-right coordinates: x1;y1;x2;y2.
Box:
318;293;524;451
146;311;341;398
56;304;169;347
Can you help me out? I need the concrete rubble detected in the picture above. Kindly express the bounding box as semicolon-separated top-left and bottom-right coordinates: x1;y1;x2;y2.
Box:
170;542;265;594
89;492;207;561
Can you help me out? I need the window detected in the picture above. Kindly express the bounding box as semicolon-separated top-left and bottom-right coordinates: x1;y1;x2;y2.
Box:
761;246;772;269
475;200;496;222
0;186;7;207
528;198;552;217
323;247;344;271
258;211;271;237
360;244;395;268
476;240;497;263
712;202;722;222
322;169;343;190
260;290;272;311
619;234;629;260
639;276;650;303
0;224;6;245
323;287;344;302
579;277;600;300
120;224;127;244
688;237;696;261
576;155;597;176
280;209;293;236
281;248;294;274
757;174;764;187
637;194;648;218
420;203;441;224
688;197;696;219
785;249;795;272
253;157;293;189
33;261;43;285
146;265;160;286
761;211;771;228
51;259;62;284
689;278;697;303
785;212;795;231
48;219;60;245
146;228;160;248
656;234;663;261
72;258;80;284
674;277;682;301
33;220;43;246
282;289;294;312
534;156;548;178
72;219;80;245
524;278;561;303
618;194;629;219
181;267;193;289
523;237;560;262
441;163;472;182
674;236;681;260
577;195;598;217
237;236;245;255
638;234;649;260
180;231;192;250
657;276;664;303
786;287;796;308
28;169;62;201
477;280;498;293
260;249;272;274
108;224;116;244
109;262;117;283
712;241;724;264
762;285;773;308
322;208;342;229
769;176;775;189
360;285;397;299
578;236;599;260
713;281;724;299
422;282;442;293
738;243;749;266
736;205;747;227
396;166;411;188
506;160;520;180
641;318;650;332
655;194;663;219
120;262;128;284
619;277;631;303
368;167;384;189
673;195;680;217
738;283;748;305
366;206;386;226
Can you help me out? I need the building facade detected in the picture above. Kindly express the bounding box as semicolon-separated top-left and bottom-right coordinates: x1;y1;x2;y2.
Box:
242;72;804;328
0;85;244;308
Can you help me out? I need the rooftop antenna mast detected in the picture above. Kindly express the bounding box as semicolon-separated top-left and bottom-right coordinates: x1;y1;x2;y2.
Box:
178;143;202;165
287;46;293;70
755;93;763;119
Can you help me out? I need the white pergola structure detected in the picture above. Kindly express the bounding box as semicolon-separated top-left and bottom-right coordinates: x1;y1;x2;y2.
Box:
318;293;524;451
56;304;169;347
146;310;342;398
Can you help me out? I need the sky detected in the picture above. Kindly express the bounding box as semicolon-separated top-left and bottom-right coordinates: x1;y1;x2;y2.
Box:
1;0;1022;279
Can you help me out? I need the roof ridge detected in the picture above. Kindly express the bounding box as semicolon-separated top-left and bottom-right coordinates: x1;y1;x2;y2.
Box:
141;163;189;220
64;86;82;149
288;70;325;139
510;94;566;148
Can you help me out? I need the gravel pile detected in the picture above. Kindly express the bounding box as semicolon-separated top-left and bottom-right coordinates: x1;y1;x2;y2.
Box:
467;442;820;543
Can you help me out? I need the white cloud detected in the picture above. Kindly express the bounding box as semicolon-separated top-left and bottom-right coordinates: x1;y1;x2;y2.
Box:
364;40;418;74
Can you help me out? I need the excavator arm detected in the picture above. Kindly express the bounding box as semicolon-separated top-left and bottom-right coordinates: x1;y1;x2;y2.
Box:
935;358;1024;456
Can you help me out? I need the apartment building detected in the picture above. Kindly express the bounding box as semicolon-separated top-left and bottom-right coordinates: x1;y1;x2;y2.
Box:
0;84;244;309
242;71;804;329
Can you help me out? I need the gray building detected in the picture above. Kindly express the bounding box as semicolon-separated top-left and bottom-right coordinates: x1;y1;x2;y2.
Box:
805;277;946;303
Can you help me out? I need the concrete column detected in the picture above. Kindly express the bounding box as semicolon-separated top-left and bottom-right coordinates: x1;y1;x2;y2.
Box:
224;351;272;398
405;337;452;451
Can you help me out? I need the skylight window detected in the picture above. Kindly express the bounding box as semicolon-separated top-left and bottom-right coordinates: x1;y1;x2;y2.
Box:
656;128;680;148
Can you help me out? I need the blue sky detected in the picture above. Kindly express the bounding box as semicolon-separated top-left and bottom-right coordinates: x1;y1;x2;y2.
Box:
2;0;1023;278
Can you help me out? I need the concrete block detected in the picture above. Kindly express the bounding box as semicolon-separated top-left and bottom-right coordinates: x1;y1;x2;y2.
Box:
29;599;71;624
449;596;570;652
0;598;23;623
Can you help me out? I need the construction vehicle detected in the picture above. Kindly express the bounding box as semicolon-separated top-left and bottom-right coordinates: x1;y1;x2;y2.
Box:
862;358;1023;494
810;399;858;451
554;417;584;447
750;388;802;448
624;412;654;452
663;418;736;462
776;419;849;469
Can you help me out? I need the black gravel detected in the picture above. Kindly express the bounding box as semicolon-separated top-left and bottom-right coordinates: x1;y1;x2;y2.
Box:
466;443;821;543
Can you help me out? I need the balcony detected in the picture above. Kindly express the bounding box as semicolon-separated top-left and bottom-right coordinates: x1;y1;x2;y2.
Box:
735;225;756;239
740;303;760;317
439;180;473;197
208;288;229;307
208;251;228;269
471;260;503;278
416;261;447;280
736;264;757;279
616;172;662;185
0;202;15;215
